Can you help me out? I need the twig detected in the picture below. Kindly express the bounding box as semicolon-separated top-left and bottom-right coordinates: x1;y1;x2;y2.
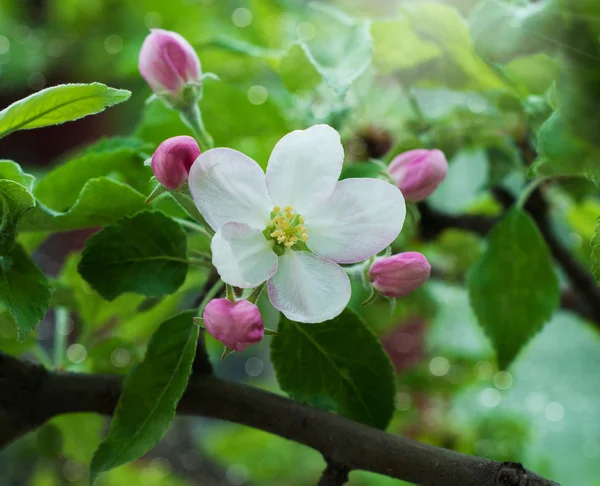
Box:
0;352;559;486
318;460;350;486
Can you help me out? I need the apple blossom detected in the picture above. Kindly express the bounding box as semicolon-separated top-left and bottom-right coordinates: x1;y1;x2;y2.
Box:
151;135;200;190
189;124;406;323
388;149;448;201
369;252;431;298
203;298;264;352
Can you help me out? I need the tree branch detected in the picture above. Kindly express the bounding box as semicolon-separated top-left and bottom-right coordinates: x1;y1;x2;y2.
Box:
0;352;559;486
318;460;350;486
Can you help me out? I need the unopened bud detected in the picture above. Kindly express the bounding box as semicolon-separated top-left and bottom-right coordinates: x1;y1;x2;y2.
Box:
139;29;201;103
151;136;200;190
203;299;264;352
369;252;431;298
388;149;448;201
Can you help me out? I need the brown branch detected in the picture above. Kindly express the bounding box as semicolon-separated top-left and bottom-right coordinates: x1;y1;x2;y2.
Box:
0;352;559;486
318;460;350;486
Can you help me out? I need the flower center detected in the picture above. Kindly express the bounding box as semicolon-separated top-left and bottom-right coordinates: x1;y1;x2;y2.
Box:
265;205;308;250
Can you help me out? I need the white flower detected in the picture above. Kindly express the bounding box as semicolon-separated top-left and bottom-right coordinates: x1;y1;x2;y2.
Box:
189;125;406;323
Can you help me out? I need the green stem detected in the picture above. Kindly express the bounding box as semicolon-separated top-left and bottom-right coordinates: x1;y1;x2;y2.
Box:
32;344;53;369
226;284;236;303
53;307;69;369
175;217;213;238
198;279;225;316
247;282;266;304
179;103;214;152
516;177;549;209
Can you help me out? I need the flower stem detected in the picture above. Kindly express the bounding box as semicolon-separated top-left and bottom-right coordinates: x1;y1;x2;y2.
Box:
226;284;236;303
247;282;266;304
516;177;549;210
179;103;214;152
174;217;213;238
53;307;69;370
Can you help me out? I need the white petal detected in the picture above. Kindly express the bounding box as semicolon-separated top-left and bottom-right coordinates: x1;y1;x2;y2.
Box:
266;125;344;214
267;251;350;323
189;148;271;231
304;178;405;264
212;222;278;288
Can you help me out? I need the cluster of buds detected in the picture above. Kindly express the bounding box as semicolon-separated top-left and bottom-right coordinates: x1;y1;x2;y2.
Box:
139;29;441;352
387;149;448;202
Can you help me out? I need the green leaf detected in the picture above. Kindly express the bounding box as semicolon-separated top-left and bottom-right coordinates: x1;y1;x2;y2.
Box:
428;148;490;216
0;245;52;340
468;208;560;369
468;0;556;63
589;218;600;285
19;178;147;232
300;4;373;96
532;111;600;184
503;54;560;97
279;42;321;94
89;311;198;484
78;210;188;300
402;2;507;92
270;308;395;429
0;180;35;255
0;83;130;138
371;19;441;74
33;139;151;211
0;160;35;190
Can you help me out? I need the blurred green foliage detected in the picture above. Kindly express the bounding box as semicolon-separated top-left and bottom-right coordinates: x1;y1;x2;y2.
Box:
1;0;600;485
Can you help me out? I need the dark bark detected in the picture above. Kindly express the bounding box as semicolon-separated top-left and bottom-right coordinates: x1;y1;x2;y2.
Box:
0;352;559;486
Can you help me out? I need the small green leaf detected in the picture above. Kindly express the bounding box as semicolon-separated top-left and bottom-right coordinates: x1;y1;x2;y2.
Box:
78;210;188;300
279;42;322;93
299;4;373;96
0;245;52;341
89;311;198;484
532;111;600;184
0;83;130;138
20;178;147;232
589;218;600;285
0;160;36;190
468;208;560;369
503;54;560;97
271;308;395;429
371;19;441;74
34;139;151;210
0;180;35;255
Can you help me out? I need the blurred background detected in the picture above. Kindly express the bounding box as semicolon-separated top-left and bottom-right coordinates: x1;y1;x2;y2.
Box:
1;0;599;485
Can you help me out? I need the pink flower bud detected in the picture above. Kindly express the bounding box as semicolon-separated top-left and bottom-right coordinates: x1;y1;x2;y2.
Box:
151;136;200;189
369;252;431;298
139;29;201;98
388;149;448;201
203;299;264;352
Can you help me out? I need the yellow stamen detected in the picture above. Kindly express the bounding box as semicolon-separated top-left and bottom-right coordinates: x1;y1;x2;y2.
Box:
267;205;309;250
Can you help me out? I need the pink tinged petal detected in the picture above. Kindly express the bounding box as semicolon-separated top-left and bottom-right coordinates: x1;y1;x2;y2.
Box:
151;136;200;189
211;222;278;288
388;149;448;202
267;251;350;323
266;124;344;214
303;178;406;264
369;252;431;298
188;148;272;231
138;29;201;96
203;298;264;352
